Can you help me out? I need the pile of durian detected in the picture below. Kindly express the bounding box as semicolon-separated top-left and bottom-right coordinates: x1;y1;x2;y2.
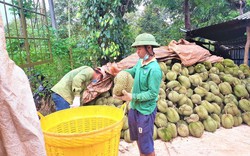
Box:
88;58;250;142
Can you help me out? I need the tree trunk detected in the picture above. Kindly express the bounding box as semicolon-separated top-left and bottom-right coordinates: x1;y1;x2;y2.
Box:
48;0;57;29
184;0;191;30
244;26;250;65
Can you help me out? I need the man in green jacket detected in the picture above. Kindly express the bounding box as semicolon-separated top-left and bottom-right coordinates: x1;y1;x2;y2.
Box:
114;33;162;156
51;66;103;111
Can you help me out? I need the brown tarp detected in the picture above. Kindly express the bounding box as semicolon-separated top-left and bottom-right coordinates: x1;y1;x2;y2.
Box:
82;39;223;103
0;14;46;156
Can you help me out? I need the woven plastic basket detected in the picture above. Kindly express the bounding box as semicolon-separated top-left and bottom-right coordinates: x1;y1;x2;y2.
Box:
38;105;125;156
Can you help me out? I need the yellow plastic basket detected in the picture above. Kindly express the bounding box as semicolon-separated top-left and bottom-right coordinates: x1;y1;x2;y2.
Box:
38;105;125;156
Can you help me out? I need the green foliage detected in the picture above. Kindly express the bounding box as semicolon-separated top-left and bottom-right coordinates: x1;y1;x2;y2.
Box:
152;0;243;30
9;0;34;18
137;4;171;45
53;0;84;37
81;0;136;65
190;0;239;28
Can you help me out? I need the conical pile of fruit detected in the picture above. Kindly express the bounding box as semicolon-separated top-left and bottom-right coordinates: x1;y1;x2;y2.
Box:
88;58;250;142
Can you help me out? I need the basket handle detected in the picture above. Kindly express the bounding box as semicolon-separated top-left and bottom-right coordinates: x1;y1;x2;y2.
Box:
120;102;127;115
37;111;44;119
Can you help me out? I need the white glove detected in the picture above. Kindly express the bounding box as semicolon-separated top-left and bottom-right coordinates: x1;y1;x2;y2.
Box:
71;96;80;108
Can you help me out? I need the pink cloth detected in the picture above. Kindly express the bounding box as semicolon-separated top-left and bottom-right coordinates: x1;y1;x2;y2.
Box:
0;13;46;156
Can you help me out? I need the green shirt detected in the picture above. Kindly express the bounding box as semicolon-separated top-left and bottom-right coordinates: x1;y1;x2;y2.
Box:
51;66;94;104
125;59;162;115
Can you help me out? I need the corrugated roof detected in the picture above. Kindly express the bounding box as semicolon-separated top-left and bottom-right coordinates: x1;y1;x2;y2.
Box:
235;11;250;20
186;11;250;45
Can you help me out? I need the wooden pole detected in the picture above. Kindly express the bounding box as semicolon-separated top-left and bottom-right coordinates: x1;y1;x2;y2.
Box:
244;26;250;65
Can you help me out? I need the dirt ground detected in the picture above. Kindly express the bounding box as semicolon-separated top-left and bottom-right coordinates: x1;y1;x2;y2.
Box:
118;124;250;156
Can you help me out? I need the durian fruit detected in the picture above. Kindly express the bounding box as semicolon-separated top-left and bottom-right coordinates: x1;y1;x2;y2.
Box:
157;127;173;142
179;104;193;116
186;88;194;98
213;96;223;105
191;94;202;105
204;92;215;103
177;121;189;137
194;86;208;97
113;98;124;106
122;116;129;130
199;71;209;81
239;99;250;112
166;107;180;123
113;71;133;96
218;82;232;95
222;59;236;67
166;71;177;81
99;91;110;97
184;114;199;123
120;130;124;139
210;113;221;129
188;121;204;138
224;67;234;75
95;97;108;105
165;60;172;65
200;100;215;114
201;82;210;92
194;105;209;120
203;116;217;132
157;99;168;113
233;114;243;127
237;70;246;79
155;112;168;128
203;61;212;70
178;75;191;89
195;63;207;73
185;98;194;109
213;62;224;72
189;74;203;86
167;90;180;103
187;66;195;74
209;73;221;84
159;88;167;99
223;103;241;116
178;95;189;106
209;67;220;74
166;123;178;138
221;114;234;129
246;83;250;93
242;112;250;125
212;103;222;115
159;62;169;75
239;64;250;71
224;94;238;106
221;74;235;85
166;80;181;90
180;67;189;76
160;81;167;90
124;129;133;143
172;63;182;74
153;125;158;140
177;86;188;94
233;84;249;99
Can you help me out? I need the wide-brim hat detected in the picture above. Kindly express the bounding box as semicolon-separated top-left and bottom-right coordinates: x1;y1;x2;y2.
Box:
131;33;160;48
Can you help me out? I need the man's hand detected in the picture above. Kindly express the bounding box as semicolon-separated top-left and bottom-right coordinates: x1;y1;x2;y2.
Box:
113;90;132;101
71;96;80;108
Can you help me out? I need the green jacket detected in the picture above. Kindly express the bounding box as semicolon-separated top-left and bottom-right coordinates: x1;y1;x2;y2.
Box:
51;66;94;104
125;59;162;115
